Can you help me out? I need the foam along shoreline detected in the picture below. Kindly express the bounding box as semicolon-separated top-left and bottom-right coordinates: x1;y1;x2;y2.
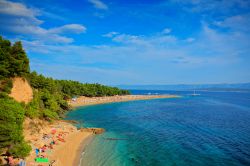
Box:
24;119;104;166
68;94;179;108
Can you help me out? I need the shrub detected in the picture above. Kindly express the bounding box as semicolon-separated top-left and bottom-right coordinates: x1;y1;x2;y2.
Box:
0;98;31;157
42;109;59;120
8;141;31;158
0;78;13;94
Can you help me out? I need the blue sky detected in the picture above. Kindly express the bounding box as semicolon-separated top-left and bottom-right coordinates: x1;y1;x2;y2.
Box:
0;0;250;85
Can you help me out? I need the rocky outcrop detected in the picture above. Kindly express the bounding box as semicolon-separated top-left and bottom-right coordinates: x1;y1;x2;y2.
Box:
80;128;105;134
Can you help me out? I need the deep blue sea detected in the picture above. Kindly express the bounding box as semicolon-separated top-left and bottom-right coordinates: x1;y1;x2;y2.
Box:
65;90;250;166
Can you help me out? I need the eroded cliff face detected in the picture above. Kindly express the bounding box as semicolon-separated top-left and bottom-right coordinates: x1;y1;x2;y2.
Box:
9;77;33;104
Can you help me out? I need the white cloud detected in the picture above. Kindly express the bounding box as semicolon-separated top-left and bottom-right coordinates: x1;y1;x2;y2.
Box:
48;24;86;34
185;37;195;42
171;0;250;14
112;34;145;45
0;0;86;44
24;22;248;66
0;0;41;24
162;28;171;34
110;33;177;47
3;0;248;84
0;0;39;17
19;21;250;84
214;14;250;32
102;32;119;38
88;0;108;10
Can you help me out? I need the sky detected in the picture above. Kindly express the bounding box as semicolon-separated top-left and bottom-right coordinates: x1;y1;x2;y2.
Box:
0;0;250;85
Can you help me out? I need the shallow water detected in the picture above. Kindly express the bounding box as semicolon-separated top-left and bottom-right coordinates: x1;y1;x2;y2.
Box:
66;90;250;166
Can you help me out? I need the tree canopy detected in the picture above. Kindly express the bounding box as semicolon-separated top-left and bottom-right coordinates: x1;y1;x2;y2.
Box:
0;36;29;79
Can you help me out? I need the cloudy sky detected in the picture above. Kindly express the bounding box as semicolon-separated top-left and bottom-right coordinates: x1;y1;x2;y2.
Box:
0;0;250;85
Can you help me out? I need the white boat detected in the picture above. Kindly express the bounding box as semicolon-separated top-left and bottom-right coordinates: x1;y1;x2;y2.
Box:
191;90;200;96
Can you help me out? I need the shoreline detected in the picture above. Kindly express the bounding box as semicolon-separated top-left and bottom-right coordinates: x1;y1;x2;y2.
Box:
68;94;179;108
24;95;178;166
73;134;93;166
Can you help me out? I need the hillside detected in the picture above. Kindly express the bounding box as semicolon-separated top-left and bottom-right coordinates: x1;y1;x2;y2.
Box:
9;77;33;104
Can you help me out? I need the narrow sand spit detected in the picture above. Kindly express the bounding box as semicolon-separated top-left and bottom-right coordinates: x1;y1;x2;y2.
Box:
9;77;33;103
68;95;179;107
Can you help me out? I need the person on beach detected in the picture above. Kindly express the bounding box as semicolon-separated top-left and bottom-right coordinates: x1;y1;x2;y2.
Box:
19;158;26;166
8;156;14;166
41;145;47;152
35;148;39;157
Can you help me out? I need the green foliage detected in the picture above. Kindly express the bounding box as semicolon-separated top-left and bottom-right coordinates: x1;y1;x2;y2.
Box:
24;91;40;118
8;141;31;158
0;98;30;157
0;36;30;79
0;78;13;94
28;72;130;98
58;81;130;97
26;71;130;119
42;109;59;120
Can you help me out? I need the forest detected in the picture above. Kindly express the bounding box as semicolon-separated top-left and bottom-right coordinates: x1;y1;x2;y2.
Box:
0;36;130;158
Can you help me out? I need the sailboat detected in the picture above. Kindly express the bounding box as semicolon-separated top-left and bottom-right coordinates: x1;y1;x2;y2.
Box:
191;89;200;96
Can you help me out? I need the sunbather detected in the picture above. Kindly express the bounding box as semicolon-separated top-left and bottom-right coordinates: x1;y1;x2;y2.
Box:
8;156;14;166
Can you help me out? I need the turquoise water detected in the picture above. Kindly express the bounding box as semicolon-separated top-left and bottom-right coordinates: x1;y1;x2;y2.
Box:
66;91;250;166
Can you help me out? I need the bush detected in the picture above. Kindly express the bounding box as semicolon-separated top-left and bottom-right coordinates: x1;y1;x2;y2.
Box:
0;78;13;94
8;141;31;158
24;91;40;118
0;98;31;157
42;109;59;120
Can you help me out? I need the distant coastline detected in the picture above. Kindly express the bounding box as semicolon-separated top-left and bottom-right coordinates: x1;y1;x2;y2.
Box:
117;83;250;91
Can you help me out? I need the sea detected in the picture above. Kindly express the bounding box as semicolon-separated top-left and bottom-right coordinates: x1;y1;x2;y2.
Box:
65;90;250;166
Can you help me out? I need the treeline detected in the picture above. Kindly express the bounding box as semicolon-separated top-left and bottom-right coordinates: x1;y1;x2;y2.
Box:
25;72;129;119
29;72;130;98
0;36;130;158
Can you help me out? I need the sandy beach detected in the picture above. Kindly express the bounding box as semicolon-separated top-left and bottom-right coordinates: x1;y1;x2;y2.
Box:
23;119;102;166
68;94;179;107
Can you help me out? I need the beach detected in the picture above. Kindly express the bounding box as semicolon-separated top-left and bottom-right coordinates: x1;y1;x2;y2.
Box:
23;119;102;166
68;95;179;107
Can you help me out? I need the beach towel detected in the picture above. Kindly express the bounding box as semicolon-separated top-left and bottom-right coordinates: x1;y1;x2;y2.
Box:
35;158;49;163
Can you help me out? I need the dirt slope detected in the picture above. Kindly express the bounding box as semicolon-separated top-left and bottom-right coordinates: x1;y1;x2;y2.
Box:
9;77;33;104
